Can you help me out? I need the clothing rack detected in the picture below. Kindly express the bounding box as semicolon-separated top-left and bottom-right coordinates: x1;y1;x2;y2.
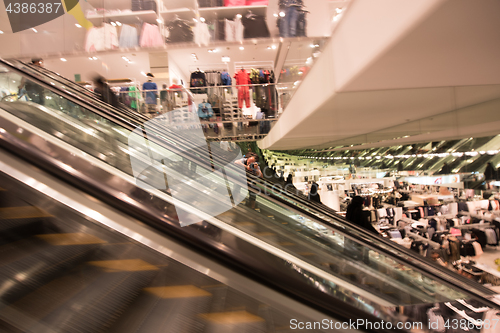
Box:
406;231;441;249
458;211;497;222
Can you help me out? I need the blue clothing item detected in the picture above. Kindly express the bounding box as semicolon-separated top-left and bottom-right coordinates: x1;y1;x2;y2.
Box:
285;5;299;37
198;102;214;119
142;81;158;105
221;71;231;86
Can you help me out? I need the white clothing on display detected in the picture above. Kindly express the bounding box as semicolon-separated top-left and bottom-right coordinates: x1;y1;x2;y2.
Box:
194;21;210;46
85;23;119;52
119;24;139;48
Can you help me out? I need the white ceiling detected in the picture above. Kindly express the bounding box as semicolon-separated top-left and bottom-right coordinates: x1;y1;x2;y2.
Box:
259;0;500;151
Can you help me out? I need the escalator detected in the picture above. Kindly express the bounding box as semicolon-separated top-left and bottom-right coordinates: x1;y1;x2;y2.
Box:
0;59;499;332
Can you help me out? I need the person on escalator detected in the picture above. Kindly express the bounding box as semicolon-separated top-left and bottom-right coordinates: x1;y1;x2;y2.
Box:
18;58;45;105
92;75;120;108
234;152;262;210
344;196;378;264
308;181;321;204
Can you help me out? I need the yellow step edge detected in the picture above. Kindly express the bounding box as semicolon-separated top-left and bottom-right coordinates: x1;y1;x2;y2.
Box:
298;252;316;256
255;232;275;237
234;222;256;227
199;310;265;324
278;242;295;246
37;233;107;246
88;259;159;272
145;285;212;298
0;206;53;219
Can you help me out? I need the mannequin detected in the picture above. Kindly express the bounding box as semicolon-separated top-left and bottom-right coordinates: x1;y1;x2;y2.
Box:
142;73;158;115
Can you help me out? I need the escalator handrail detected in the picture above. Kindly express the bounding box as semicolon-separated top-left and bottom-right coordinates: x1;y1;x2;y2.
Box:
2;59;496;302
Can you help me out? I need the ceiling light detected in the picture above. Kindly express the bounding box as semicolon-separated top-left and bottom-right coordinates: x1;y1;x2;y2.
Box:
200;17;205;22
89;57;93;60
236;14;242;18
141;71;147;77
60;58;67;62
309;44;315;48
193;18;198;22
221;56;230;63
267;46;272;50
239;46;244;50
32;28;38;33
110;22;116;26
75;24;82;28
273;13;278;17
0;30;3;34
92;56;98;60
335;8;343;13
271;45;277;49
116;21;122;26
156;18;163;23
279;11;285;17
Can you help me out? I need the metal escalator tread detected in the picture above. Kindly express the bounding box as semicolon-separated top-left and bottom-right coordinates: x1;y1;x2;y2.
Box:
0;239;100;304
44;270;157;333
0;206;53;219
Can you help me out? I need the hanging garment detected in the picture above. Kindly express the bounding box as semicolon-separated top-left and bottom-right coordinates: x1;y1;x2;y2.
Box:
224;0;245;5
128;86;139;110
221;71;231;85
234;69;251;109
85;23;118;52
225;19;236;42
194;21;211;46
234;15;243;42
139;23;163;47
119;24;139;48
198;102;214;119
241;13;270;38
166;19;194;43
190;71;207;94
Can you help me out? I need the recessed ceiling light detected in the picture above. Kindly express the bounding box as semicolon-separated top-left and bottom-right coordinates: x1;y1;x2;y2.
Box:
236;14;242;18
60;58;67;62
75;24;82;28
156;18;162;23
200;17;205;22
110;22;116;26
271;45;277;49
239;46;244;50
32;28;38;33
0;30;3;34
92;56;98;60
88;57;93;60
116;21;122;26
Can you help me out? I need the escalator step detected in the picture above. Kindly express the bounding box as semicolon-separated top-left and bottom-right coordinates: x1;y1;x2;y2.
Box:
88;259;160;272
0;207;53;220
107;284;213;333
144;285;212;298
200;310;266;333
37;233;106;246
0;240;99;304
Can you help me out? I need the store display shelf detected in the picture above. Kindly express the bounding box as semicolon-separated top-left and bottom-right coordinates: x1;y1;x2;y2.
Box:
161;0;196;10
160;8;196;22
198;5;266;20
87;10;158;25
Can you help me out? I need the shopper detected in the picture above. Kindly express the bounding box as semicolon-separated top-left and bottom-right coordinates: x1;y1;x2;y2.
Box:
19;58;45;105
234;152;262;209
345;196;378;234
344;195;377;263
308;181;321;204
284;174;296;189
92;75;120;108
